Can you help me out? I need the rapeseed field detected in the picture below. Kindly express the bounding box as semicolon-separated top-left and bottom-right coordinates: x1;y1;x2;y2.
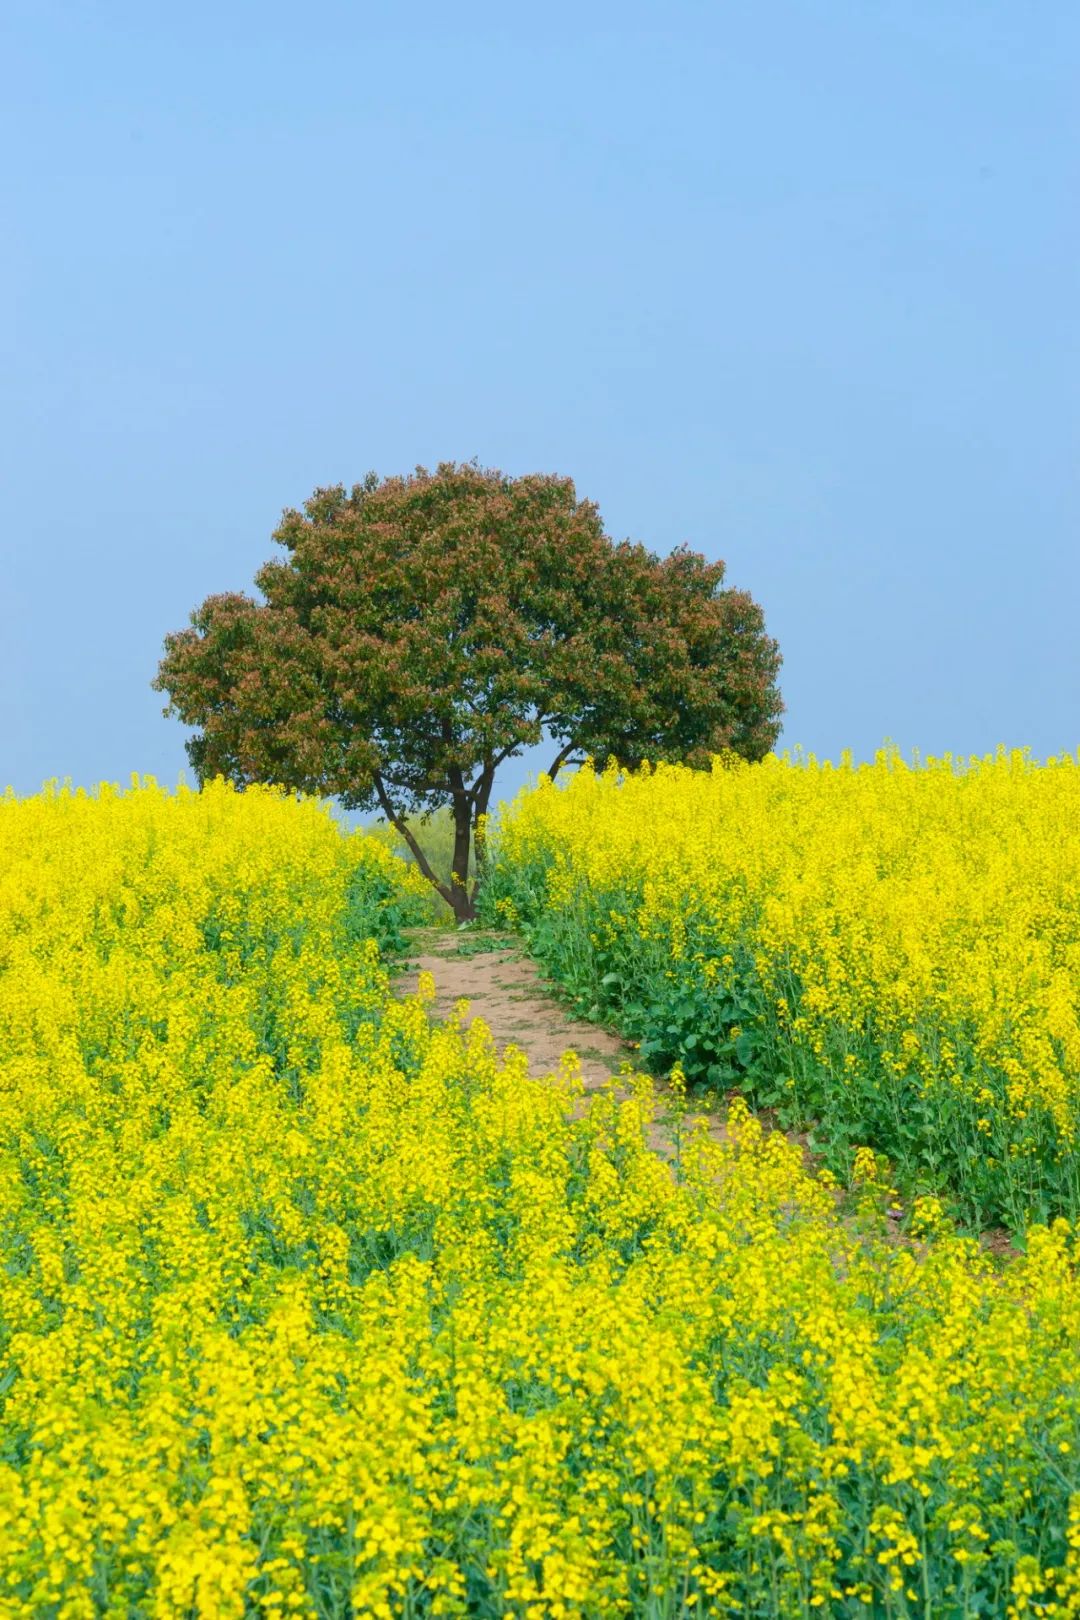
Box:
3;779;1080;1617
489;749;1080;1234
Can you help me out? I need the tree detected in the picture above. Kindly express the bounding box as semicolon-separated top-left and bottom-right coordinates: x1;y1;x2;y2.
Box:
154;463;782;920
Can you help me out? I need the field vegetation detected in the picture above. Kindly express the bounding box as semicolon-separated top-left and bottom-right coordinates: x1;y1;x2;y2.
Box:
487;748;1080;1234
3;780;1080;1616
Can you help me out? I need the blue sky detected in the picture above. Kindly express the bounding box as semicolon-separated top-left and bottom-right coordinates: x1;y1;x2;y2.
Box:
3;0;1077;806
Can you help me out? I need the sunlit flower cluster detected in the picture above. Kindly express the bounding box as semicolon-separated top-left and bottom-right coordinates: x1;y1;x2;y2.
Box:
489;748;1080;1232
3;778;1080;1616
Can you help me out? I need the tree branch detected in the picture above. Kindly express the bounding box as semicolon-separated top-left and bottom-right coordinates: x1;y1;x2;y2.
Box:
490;742;520;772
546;740;584;781
373;774;454;906
462;742;521;800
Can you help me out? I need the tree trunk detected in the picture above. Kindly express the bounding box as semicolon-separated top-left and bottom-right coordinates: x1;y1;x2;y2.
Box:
449;796;475;922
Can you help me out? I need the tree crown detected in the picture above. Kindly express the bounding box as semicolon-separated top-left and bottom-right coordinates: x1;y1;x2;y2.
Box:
155;462;782;915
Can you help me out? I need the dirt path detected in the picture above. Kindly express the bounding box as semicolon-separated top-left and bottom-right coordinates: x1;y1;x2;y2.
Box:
393;930;1020;1255
394;927;731;1163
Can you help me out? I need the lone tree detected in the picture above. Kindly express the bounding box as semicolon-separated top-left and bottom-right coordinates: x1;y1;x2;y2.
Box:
155;463;782;920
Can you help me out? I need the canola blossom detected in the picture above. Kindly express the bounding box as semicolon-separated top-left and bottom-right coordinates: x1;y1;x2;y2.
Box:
487;749;1080;1233
2;781;1080;1617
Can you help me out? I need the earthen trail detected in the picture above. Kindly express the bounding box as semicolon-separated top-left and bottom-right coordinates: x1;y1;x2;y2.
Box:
393;928;732;1163
393;930;1017;1254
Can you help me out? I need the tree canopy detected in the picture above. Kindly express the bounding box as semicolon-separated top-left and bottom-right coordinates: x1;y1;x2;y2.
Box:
155;462;782;918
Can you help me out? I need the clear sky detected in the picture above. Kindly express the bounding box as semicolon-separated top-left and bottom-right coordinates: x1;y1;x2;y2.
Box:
3;0;1077;806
